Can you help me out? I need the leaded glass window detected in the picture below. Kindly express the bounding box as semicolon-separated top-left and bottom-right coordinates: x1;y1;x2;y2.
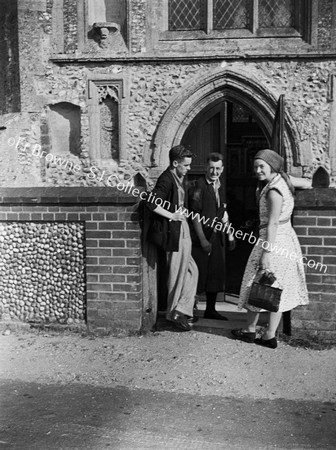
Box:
259;0;295;28
169;0;204;31
166;0;307;37
213;0;251;30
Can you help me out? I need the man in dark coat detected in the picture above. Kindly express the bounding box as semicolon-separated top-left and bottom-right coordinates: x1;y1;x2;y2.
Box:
189;153;235;320
146;145;198;331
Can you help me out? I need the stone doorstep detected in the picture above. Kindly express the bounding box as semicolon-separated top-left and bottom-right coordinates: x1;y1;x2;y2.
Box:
157;293;269;331
192;312;269;331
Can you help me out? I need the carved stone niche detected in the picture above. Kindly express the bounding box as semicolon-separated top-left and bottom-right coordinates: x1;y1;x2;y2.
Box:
89;22;128;52
87;74;129;165
48;102;81;156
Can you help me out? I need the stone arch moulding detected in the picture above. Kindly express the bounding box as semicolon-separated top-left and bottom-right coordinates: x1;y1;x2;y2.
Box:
151;66;301;172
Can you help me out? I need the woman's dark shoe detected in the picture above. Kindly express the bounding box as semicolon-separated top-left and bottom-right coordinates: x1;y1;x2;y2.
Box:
204;310;228;321
231;328;256;343
254;337;277;349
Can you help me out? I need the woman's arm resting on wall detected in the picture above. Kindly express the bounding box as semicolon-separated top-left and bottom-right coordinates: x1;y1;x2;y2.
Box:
289;175;312;189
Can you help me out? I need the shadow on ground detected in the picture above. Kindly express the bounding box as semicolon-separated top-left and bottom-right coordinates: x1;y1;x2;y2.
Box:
1;380;335;449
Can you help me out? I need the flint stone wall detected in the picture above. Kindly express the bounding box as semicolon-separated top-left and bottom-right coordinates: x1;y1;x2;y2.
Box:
0;221;85;324
1;0;335;187
0;187;143;333
1;60;336;189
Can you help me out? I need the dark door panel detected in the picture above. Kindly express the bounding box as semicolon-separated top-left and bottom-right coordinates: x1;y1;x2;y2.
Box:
182;100;268;296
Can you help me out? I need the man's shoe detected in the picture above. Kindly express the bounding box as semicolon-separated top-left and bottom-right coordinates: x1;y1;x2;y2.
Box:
254;337;277;349
231;328;256;343
204;310;228;321
171;311;191;331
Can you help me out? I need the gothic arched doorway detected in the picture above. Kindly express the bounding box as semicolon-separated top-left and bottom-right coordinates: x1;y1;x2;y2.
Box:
181;99;268;296
144;66;299;328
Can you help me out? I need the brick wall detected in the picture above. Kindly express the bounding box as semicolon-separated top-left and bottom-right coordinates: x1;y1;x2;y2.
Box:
292;189;336;343
0;187;143;334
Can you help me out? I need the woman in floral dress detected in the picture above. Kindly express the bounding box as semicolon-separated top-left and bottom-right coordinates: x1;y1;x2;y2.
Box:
232;149;311;349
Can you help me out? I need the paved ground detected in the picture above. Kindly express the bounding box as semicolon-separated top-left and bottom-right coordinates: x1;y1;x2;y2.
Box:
0;299;335;449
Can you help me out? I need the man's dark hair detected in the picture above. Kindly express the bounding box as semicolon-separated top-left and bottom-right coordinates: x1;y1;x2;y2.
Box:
207;152;223;163
169;145;193;164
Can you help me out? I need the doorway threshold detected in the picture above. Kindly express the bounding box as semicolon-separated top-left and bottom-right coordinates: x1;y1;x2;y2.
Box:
195;293;240;312
156;294;268;332
193;293;268;331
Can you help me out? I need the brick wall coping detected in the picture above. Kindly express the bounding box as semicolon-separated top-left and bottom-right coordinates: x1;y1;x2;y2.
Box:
295;188;336;209
0;187;333;208
0;187;141;205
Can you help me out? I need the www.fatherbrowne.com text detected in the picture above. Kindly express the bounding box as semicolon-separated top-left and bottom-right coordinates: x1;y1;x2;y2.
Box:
12;138;327;273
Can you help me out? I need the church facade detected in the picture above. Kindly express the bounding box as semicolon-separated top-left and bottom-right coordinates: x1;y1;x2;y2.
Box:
0;0;336;341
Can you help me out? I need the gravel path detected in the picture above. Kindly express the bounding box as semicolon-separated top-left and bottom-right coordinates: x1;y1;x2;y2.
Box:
1;327;335;402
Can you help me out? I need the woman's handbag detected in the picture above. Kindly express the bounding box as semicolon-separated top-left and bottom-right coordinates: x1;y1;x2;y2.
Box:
247;271;282;312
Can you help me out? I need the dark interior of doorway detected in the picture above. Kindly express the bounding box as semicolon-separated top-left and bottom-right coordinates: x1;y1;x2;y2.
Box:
157;101;268;311
225;102;268;295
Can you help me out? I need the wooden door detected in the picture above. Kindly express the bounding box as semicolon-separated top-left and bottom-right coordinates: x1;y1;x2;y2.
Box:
181;100;228;297
182;100;227;178
182;100;269;296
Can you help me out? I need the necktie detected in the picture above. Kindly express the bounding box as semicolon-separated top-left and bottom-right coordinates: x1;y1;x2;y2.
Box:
212;182;220;208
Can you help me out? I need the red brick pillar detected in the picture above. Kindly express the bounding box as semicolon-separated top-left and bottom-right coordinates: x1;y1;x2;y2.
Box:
86;203;142;333
292;189;336;343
